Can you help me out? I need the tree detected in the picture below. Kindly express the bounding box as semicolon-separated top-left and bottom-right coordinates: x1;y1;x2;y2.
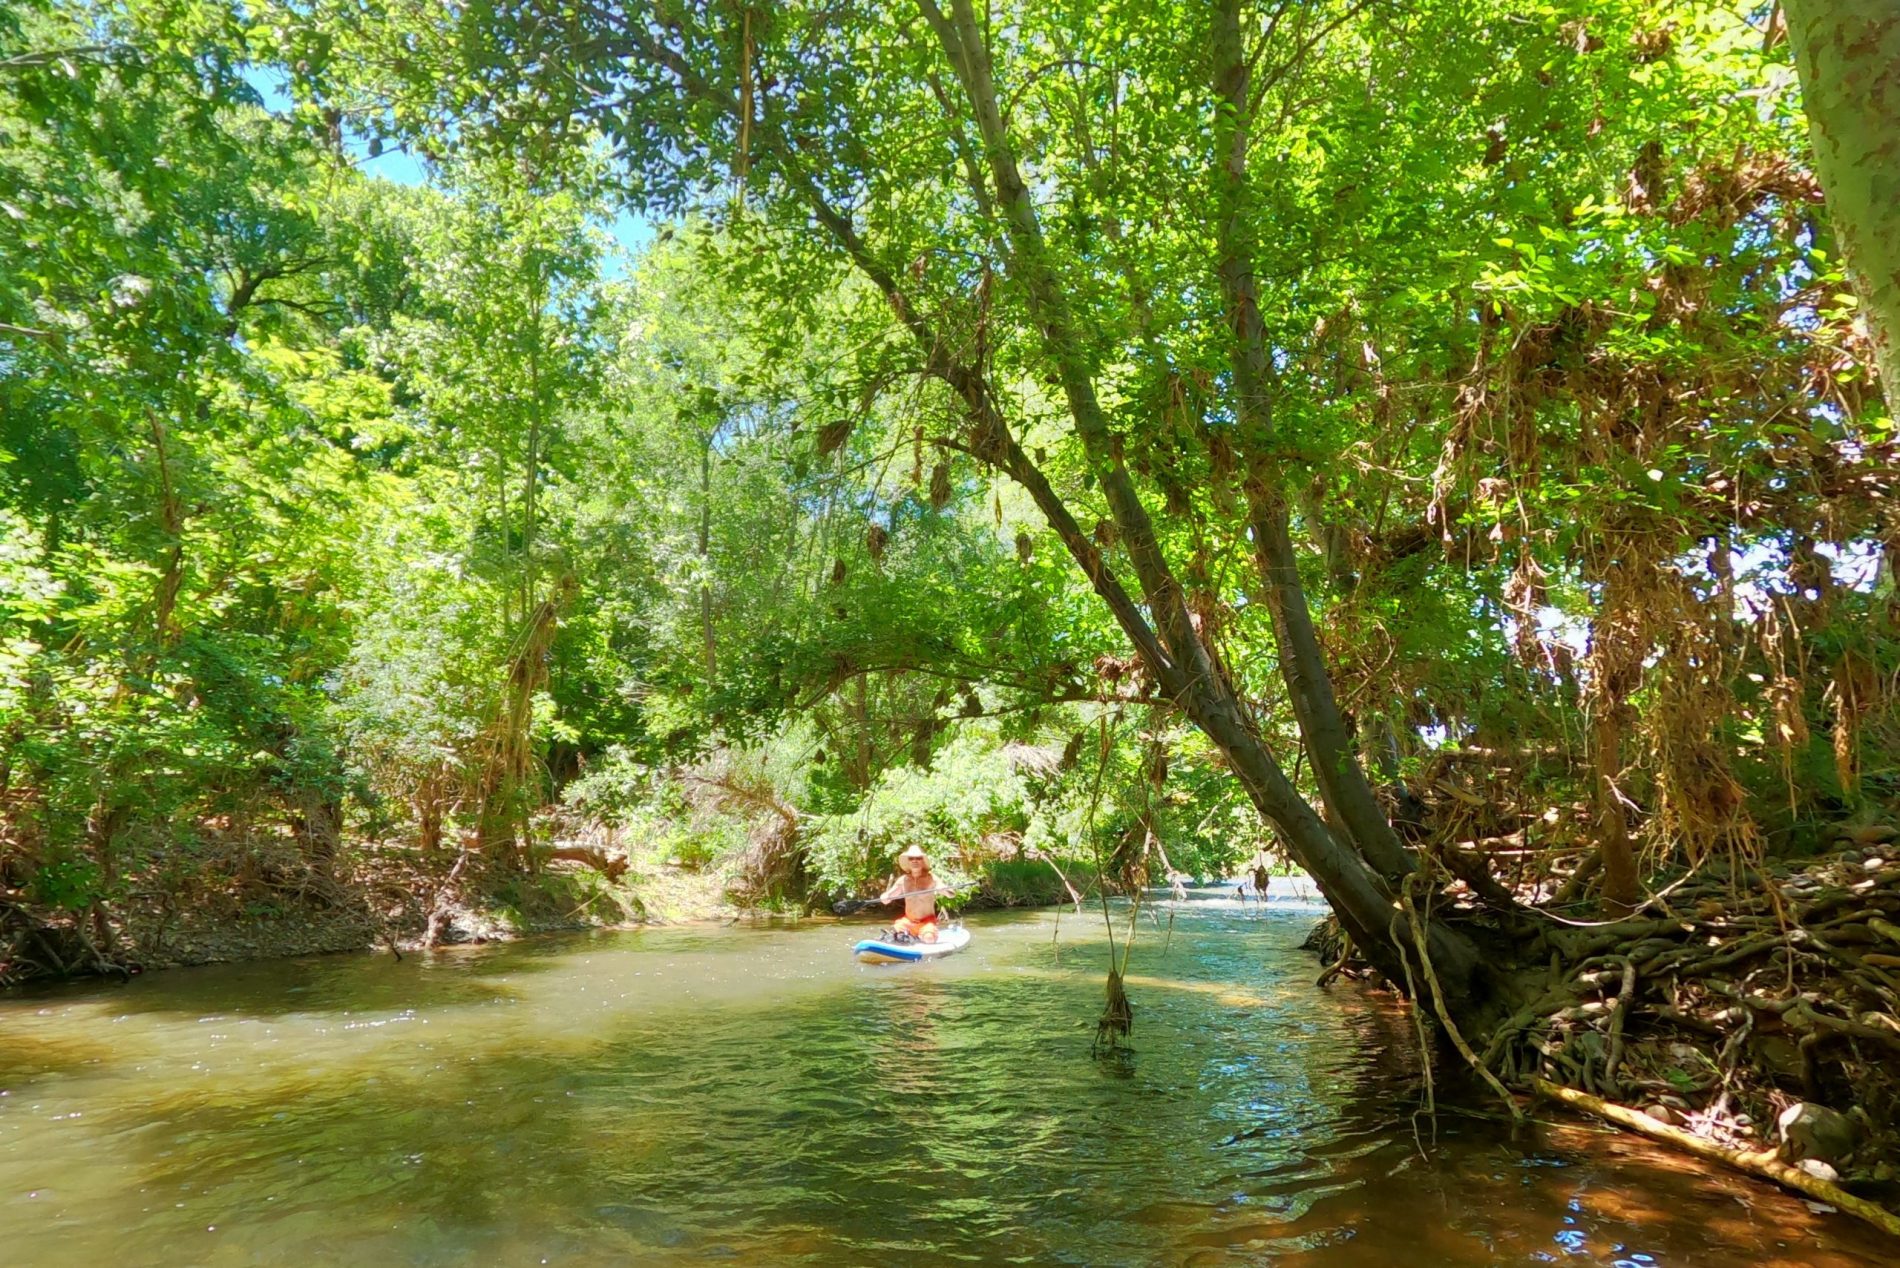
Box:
286;0;1900;1022
1783;0;1900;398
2;0;387;924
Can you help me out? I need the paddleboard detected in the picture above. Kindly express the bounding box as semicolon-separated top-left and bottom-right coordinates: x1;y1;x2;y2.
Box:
853;924;972;964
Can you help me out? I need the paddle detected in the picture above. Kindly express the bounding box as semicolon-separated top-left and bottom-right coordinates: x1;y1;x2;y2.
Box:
830;884;966;917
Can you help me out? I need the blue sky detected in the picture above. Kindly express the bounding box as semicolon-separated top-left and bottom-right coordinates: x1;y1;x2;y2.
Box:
244;68;655;273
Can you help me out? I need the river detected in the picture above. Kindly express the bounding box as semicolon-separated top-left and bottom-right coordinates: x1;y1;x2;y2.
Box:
1;890;1891;1265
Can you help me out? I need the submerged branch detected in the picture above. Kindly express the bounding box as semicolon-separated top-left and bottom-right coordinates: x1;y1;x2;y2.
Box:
1530;1078;1900;1241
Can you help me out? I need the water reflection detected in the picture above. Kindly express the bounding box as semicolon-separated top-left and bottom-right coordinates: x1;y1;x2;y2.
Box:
0;893;1890;1266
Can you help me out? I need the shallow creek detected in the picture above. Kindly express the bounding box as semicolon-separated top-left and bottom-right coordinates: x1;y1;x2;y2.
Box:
1;890;1892;1265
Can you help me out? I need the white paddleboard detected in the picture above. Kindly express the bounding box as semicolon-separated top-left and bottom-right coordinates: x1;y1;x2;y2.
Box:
853;924;972;964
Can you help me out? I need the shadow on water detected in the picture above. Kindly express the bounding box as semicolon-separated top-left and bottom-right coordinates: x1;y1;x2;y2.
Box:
2;895;1895;1266
0;1031;120;1083
88;938;577;1020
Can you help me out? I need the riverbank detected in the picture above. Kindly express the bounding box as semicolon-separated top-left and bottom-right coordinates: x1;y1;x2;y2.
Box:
1;836;1110;983
1;841;734;981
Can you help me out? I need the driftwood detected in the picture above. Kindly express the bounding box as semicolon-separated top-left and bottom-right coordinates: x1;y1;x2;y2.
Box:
1529;1077;1900;1240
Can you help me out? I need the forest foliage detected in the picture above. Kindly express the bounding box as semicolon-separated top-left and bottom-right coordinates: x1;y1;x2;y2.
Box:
1;0;1895;971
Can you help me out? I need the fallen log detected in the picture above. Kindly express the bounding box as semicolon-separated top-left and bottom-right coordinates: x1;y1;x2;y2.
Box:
541;845;629;881
1528;1077;1900;1240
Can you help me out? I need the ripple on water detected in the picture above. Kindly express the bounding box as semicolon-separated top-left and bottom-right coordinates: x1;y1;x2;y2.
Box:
0;895;1894;1267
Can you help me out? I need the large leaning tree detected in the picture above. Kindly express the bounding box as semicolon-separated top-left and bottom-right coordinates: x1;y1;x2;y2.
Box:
281;0;1873;1025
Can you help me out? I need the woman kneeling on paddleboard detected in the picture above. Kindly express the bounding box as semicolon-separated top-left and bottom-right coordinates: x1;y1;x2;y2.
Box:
879;845;939;943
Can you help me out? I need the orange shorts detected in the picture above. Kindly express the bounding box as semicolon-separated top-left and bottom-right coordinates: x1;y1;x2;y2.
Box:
892;914;939;943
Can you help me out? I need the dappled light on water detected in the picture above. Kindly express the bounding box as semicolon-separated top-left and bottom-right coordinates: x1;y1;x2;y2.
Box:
1;892;1890;1265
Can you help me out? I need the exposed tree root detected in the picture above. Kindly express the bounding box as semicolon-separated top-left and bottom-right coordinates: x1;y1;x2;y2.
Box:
1316;930;1354;987
2;896;134;986
1316;844;1900;1240
1398;873;1521;1121
1489;855;1900;1103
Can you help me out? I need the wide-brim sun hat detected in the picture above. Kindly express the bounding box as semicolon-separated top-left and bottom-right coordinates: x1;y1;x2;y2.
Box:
900;845;928;860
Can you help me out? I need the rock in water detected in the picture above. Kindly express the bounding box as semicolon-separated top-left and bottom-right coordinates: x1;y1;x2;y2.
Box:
1778;1102;1857;1165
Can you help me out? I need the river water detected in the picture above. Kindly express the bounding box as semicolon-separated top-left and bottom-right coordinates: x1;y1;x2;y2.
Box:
1;890;1891;1266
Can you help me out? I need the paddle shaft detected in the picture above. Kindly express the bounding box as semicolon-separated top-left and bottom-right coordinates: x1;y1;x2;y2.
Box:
832;884;965;915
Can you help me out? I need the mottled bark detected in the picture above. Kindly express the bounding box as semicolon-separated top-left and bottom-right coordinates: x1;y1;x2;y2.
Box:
1784;0;1900;396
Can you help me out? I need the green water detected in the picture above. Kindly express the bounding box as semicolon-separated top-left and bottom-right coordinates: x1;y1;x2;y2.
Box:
1;892;1890;1266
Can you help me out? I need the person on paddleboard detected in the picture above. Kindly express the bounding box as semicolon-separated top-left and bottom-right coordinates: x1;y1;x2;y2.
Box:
879;845;940;944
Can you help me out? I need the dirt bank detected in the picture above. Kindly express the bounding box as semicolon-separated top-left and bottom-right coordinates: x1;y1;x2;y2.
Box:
2;840;742;983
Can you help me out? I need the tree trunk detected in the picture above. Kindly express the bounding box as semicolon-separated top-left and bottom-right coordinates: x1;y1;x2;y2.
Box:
1181;677;1481;1002
416;770;444;854
1247;488;1416;881
1592;705;1639;911
147;409;185;651
85;801;127;950
917;0;1479;1008
477;578;572;867
1208;0;1412;883
1587;565;1642;911
291;785;343;876
625;4;1492;1014
1783;0;1900;396
699;432;718;684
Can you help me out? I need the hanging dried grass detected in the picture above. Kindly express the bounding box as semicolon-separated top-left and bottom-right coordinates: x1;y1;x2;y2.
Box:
1161;475;1191;516
928;462;951;510
1768;672;1811;774
815;417;854;456
1503;552;1549;668
1638;574;1762;866
1095;967;1133;1053
866;522;888;562
1828;650;1879;798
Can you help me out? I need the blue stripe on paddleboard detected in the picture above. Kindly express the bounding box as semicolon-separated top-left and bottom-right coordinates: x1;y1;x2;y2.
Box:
853;940;924;961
